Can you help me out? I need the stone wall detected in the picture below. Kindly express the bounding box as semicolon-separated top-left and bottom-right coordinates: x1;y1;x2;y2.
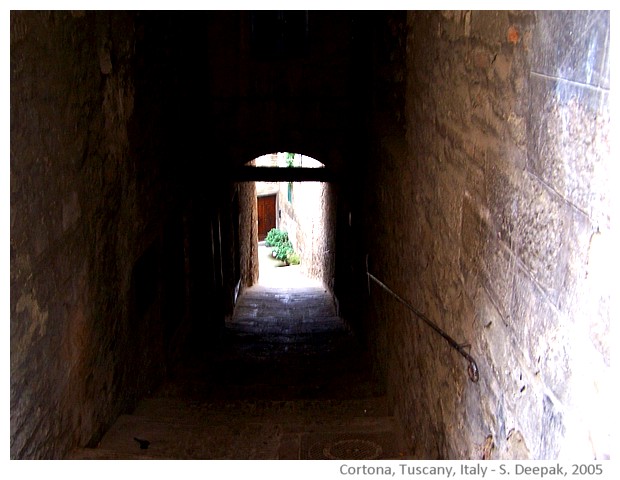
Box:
278;180;335;286
10;11;360;457
237;181;260;290
11;9;611;461
274;155;334;285
361;11;611;459
10;11;183;458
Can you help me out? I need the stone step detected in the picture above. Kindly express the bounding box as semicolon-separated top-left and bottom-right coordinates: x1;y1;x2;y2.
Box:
66;409;405;460
68;279;413;460
66;447;162;460
131;396;390;425
227;316;345;333
91;414;282;459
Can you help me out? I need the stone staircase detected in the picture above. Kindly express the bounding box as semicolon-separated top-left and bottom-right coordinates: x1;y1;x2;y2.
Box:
68;282;412;460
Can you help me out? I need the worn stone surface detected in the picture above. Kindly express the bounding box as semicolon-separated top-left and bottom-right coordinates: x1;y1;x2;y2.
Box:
10;11;181;459
528;74;611;227
67;272;410;460
529;10;610;89
10;10;612;462
279;179;337;289
359;10;611;460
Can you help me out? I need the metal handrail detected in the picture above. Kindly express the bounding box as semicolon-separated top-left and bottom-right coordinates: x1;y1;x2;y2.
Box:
365;260;479;383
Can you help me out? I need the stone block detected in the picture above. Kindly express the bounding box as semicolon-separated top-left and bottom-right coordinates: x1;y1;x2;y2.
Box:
511;267;571;404
530;11;610;89
515;173;571;305
470;11;510;46
527;74;611;224
482;237;516;322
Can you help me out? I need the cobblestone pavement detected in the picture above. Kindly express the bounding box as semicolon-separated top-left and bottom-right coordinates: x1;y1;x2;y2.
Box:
68;249;413;460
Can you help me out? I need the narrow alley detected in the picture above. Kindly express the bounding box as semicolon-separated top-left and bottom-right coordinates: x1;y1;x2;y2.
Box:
11;10;611;462
67;246;410;459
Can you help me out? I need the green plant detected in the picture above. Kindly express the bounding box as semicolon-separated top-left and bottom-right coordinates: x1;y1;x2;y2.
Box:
265;228;288;248
264;227;300;264
287;252;301;265
273;239;294;262
285;152;295;167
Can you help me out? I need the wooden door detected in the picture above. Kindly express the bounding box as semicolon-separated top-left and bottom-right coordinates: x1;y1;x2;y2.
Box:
257;194;276;241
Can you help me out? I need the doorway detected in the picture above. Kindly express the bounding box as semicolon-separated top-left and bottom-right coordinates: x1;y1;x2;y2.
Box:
257;194;277;241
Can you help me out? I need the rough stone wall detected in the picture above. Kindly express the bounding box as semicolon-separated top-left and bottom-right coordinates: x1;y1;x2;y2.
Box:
237;181;260;290
279;180;334;285
320;183;338;292
362;11;611;459
11;9;611;462
10;11;180;458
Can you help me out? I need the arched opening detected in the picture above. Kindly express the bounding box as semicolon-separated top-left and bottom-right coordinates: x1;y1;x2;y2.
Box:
12;10;611;462
244;152;335;290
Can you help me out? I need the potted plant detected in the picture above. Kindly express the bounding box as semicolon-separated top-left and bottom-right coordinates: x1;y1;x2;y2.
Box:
264;228;299;265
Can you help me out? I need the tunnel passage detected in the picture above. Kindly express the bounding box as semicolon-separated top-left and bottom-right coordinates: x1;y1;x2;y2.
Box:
10;10;611;460
71;249;398;460
70;163;396;460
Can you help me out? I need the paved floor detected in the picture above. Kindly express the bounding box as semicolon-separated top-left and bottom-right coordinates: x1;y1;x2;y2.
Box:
68;246;413;460
256;242;321;288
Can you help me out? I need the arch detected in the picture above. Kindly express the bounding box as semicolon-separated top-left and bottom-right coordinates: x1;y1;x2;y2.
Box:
247;151;325;169
233;151;334;183
244;151;336;289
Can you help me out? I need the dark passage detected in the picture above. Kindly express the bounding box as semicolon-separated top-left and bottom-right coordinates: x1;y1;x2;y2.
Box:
11;11;611;461
70;274;410;459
